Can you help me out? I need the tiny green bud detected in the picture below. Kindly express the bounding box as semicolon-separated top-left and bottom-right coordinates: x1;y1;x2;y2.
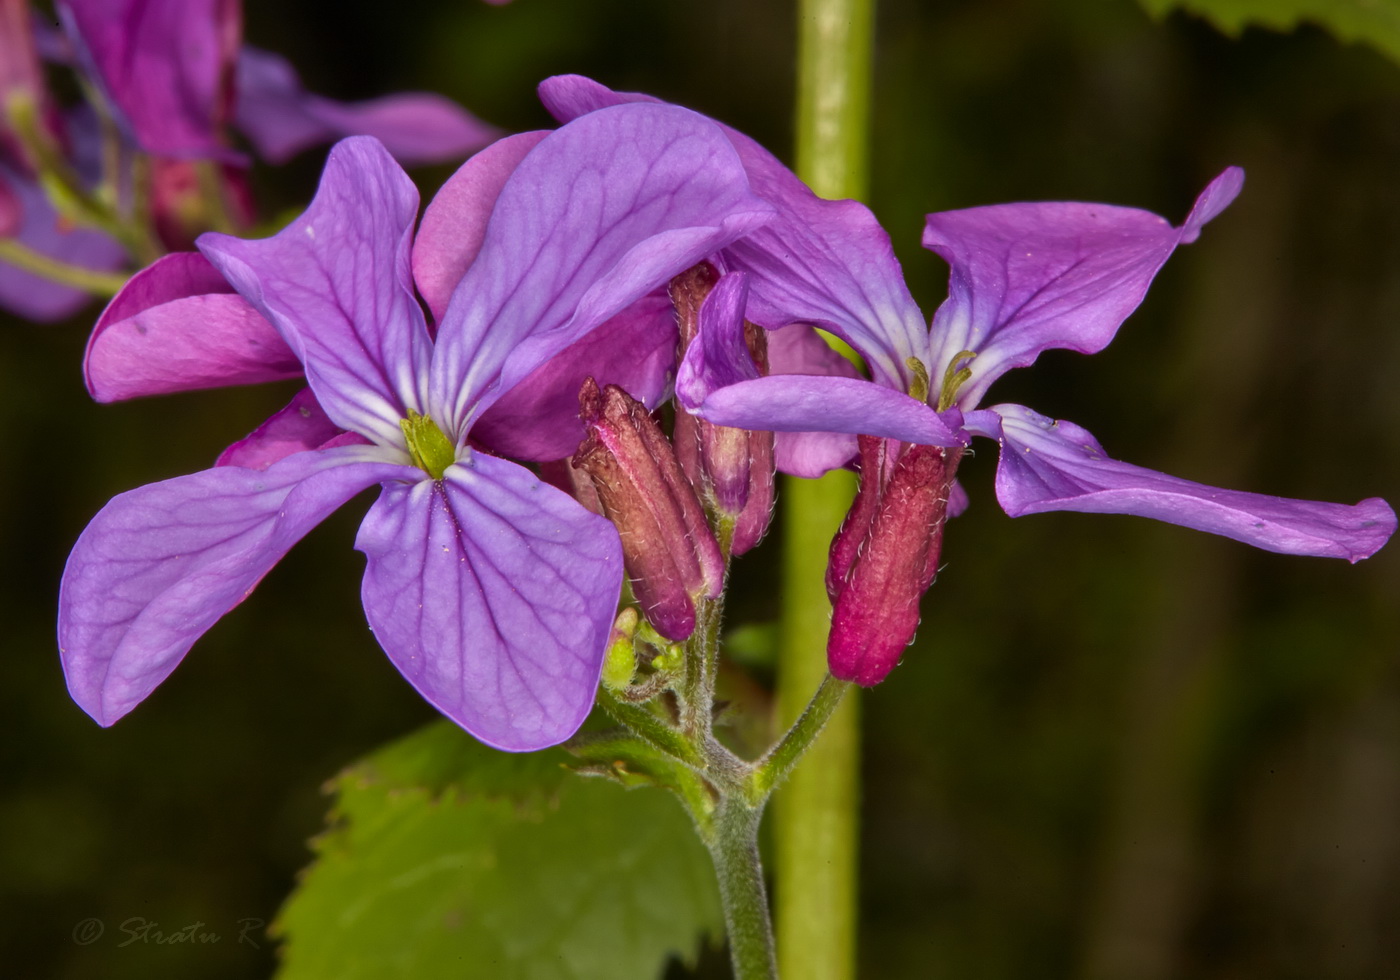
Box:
649;644;685;674
399;410;457;479
601;609;640;691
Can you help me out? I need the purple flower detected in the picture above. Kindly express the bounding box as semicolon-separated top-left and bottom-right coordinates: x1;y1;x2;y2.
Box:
680;167;1393;556
682;168;1394;681
537;78;1395;683
55;0;497;163
58;104;773;748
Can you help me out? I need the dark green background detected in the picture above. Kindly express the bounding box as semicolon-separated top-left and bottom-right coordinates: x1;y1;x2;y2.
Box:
3;0;1397;976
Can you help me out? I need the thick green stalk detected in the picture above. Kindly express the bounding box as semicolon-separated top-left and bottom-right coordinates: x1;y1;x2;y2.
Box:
707;798;778;980
775;2;874;978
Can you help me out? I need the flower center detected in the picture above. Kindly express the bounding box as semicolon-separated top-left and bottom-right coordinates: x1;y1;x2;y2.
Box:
399;411;456;479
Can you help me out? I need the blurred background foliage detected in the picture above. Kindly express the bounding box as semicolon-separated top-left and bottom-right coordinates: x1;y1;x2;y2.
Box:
3;0;1398;977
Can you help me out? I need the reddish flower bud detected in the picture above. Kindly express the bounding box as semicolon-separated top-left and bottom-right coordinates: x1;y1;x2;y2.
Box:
0;0;44;110
573;377;723;640
0;176;18;238
827;440;963;685
1;0;57;169
670;262;775;555
151;159;256;250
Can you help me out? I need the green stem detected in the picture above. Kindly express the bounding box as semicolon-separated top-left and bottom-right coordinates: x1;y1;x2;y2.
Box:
707;797;778;980
750;674;851;801
774;5;875;976
596;688;706;769
0;237;128;295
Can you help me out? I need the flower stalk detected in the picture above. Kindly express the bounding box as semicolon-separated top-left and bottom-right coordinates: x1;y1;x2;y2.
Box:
775;1;875;977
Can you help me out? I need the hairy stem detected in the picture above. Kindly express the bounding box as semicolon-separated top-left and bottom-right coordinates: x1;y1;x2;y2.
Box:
707;797;777;980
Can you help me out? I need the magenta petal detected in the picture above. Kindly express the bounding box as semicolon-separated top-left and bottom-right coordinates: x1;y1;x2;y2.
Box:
356;452;622;751
58;0;241;158
199;137;433;446
234;47;499;166
216;387;343;470
412;130;549;322
0;166;126;322
85;253;299;401
58;447;411;726
683;373;967;448
924;168;1244;409
431;102;773;430
471;292;677;461
975;404;1396;561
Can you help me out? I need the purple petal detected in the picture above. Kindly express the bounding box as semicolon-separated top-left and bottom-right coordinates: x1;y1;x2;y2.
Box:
924;168;1245;409
0;165;126;322
58;446;412;726
85;252;299;401
774;430;858;478
412;130;549;322
536;74;662;121
766;323;864;475
682;373;967;448
234;47;499;166
431;101;773;430
972;403;1395;562
678;270;758;393
356;451;622;750
215;387;344;469
57;0;241;158
199;137;433;446
539;74;929;391
947;479;970;518
471;292;676;461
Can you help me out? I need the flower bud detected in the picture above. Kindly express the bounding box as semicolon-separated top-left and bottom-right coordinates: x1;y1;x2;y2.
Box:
601;608;640;691
572;377;723;640
0;176;19;238
827;440;963;685
1;0;57;172
670;262;775;555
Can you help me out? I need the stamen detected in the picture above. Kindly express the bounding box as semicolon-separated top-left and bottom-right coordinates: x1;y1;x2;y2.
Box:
937;350;978;412
906;357;931;403
399;411;456;479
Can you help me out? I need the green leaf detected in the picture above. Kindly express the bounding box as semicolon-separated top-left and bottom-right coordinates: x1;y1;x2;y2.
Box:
274;721;723;980
1138;0;1400;64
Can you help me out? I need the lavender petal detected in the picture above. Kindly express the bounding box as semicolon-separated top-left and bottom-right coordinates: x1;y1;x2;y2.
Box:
199;137;433;446
58;446;411;726
924;169;1244;409
973;403;1395;561
430;102;772;431
356;452;622;751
